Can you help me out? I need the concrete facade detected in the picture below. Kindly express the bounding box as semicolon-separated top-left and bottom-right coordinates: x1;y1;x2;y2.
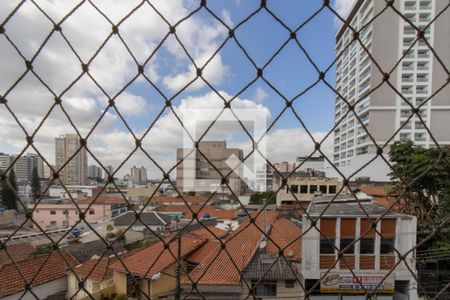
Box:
55;134;88;185
333;0;450;181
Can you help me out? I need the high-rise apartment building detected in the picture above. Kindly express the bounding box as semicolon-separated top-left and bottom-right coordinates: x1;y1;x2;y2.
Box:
1;153;44;183
55;134;88;185
130;166;148;184
88;165;103;180
333;0;450;181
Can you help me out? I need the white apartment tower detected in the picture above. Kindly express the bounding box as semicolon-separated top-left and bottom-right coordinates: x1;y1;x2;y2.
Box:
333;0;450;181
55;134;88;185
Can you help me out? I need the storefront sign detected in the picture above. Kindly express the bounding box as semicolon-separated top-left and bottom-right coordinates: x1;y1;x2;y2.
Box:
320;272;395;294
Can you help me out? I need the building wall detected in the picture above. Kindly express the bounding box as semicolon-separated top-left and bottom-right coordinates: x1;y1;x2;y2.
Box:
29;203;114;229
113;271;127;295
127;184;157;202
68;273;115;300
276;177;342;207
149;264;177;298
176;141;244;195
48;186;102;198
333;0;450;180
241;279;303;300
301;214;417;299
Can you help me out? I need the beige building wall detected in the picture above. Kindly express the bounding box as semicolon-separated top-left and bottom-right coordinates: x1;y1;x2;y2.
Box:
241;279;303;299
276;177;342;207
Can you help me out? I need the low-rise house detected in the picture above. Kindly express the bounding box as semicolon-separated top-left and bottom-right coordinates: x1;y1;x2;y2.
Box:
0;250;78;300
301;193;418;299
110;235;206;299
113;211;173;232
29;197;128;229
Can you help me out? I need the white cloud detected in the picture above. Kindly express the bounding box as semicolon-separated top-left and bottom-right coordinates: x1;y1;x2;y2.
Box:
334;0;356;18
253;87;269;103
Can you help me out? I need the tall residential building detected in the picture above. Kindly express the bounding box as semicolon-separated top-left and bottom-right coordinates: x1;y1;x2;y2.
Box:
5;153;44;183
176;141;244;196
0;153;11;173
55;134;88;185
333;0;450;181
87;165;103;180
130;166;147;184
103;165;114;180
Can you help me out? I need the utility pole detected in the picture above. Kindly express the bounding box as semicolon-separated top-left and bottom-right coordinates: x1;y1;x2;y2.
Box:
175;236;181;300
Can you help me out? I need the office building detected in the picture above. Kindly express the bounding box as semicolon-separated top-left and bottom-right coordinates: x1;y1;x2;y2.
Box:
333;0;450;181
1;153;44;183
176;141;244;196
130;166;147;184
55;134;88;185
103;165;114;180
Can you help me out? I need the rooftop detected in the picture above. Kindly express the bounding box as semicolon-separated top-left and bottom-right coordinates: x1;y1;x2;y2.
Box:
241;251;302;281
183;211;279;286
154;205;237;220
0;242;35;267
146;196;208;205
110;235;206;278
307;193;411;217
0;251;78;298
113;211;172;227
65;239;126;263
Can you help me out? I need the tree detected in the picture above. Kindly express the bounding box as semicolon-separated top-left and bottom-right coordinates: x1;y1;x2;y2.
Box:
0;170;18;210
388;141;449;221
249;191;276;205
30;166;41;203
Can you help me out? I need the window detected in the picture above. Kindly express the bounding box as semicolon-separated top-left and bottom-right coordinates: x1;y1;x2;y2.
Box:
285;280;295;288
290;185;298;193
50;221;57;225
310;185;318;194
319;185;327;194
300;185;308;194
328;185;337;194
360;238;375;254
320;238;335;254
62;210;69;215
340;238;355;254
50;210;56;215
251;280;277;297
380;238;395;254
89;209;95;215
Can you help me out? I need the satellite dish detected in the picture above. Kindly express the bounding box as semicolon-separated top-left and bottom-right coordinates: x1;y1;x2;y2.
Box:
259;241;267;249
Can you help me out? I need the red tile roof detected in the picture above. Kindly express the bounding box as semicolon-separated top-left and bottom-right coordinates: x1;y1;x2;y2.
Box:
0;251;78;298
186;240;220;265
183;211;279;286
146;196;208;205
78;197;128;205
0;242;35;267
190;226;228;239
110;235;206;278
73;256;114;282
267;218;302;262
361;186;404;212
155;205;237;220
71;249;142;282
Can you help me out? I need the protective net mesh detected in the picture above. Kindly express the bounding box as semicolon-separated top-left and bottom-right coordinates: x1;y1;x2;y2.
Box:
0;0;449;299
